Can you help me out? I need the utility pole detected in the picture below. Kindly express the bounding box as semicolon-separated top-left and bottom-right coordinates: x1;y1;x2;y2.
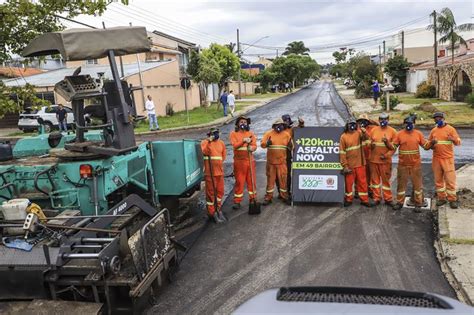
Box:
276;49;279;57
378;45;381;64
433;10;438;67
130;22;146;110
237;29;242;99
383;40;386;64
401;31;405;58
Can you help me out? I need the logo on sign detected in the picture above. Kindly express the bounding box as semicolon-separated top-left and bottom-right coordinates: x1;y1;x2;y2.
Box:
298;175;338;190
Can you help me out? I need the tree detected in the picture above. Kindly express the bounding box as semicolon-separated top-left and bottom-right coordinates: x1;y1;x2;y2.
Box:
283;41;310;55
201;43;240;93
428;7;474;64
332;48;355;64
0;0;128;118
268;54;319;87
384;55;411;92
255;69;277;92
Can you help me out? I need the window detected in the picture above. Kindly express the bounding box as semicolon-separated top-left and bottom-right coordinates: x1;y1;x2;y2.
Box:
86;59;98;65
45;106;58;113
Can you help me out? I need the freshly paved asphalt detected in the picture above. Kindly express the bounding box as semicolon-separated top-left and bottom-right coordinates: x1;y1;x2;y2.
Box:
146;82;463;314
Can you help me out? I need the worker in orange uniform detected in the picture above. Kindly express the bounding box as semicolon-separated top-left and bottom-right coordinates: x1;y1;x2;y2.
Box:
229;116;257;210
392;116;430;212
339;118;373;207
428;112;461;209
357;113;378;198
201;128;227;223
368;113;397;206
261;118;292;205
280;114;304;198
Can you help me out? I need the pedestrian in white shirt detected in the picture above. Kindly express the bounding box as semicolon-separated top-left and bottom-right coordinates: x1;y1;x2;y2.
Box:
145;95;159;131
227;90;236;117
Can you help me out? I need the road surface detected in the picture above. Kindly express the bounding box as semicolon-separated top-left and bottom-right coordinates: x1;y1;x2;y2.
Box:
143;82;468;314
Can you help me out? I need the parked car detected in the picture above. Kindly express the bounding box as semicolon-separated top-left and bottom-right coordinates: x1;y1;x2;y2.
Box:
18;105;74;133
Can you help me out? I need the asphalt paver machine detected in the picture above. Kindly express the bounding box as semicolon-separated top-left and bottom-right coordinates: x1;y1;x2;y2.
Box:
0;27;203;314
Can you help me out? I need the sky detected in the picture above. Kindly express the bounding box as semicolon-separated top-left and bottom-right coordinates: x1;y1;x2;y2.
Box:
72;0;474;64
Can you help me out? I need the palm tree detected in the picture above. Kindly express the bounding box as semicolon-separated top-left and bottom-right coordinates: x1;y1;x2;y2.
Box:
428;8;474;64
283;41;310;56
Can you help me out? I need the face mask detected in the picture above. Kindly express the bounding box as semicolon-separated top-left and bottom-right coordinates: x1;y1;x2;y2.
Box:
436;120;444;127
380;120;388;127
212;131;220;140
239;123;249;131
359;121;368;128
349;123;357;131
405;122;414;131
274;125;284;132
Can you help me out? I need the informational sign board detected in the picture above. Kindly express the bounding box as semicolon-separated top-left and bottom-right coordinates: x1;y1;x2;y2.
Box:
292;127;344;203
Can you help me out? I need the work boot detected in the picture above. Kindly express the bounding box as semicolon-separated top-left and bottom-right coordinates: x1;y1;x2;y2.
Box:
284;199;292;206
232;203;241;210
449;201;459;209
436;199;447;207
218;211;227;222
413;206;422;213
262;199;272;206
384;200;393;207
213;212;223;223
392;203;403;211
361;201;375;208
343;201;352;207
374;200;381;206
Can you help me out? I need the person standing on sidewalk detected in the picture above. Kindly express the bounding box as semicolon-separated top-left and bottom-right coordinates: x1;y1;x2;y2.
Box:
227;90;236;117
56;104;68;132
229;116;257;210
220;90;228;117
261;118;292;205
368;113;397;206
372;80;380;108
339;118;373;208
428;112;462;209
392;116;430;212
145;95;160;131
201;128;227;223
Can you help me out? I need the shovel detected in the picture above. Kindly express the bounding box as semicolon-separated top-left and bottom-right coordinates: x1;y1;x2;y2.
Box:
247;143;261;215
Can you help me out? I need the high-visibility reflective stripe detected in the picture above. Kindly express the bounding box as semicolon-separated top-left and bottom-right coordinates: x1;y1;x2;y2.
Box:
203;156;223;160
340;151;346;154
234;193;244;198
206;202;214;206
279;189;287;192
397;191;406;195
266;189;275;193
269;145;287;150
362;140;371;145
382;186;391;190
217;198;222;202
369;184;381;188
437;141;453;145
446;189;456;195
358;192;368;196
436;188;446;192
399;150;419;155
374;142;387;147
345;192;353;196
236;147;249;151
414;190;423;195
248;191;255;195
346;145;361;152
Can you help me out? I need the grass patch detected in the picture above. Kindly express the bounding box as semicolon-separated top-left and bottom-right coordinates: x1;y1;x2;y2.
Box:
443;237;474;245
7;131;37;137
134;101;257;133
398;96;443;104
364;104;474;126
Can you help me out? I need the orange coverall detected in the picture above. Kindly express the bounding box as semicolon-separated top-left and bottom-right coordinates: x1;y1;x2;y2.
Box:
339;130;369;203
393;130;429;206
428;124;461;202
230;130;257;204
261;129;292;201
201;139;226;216
369;125;397;202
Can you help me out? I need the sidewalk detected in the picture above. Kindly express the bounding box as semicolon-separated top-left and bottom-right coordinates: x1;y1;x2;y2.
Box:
436;163;474;305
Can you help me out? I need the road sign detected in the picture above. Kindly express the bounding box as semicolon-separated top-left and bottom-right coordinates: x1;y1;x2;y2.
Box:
180;78;191;89
292;127;344;203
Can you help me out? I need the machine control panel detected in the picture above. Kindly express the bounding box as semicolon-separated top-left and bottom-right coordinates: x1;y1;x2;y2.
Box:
55;74;102;101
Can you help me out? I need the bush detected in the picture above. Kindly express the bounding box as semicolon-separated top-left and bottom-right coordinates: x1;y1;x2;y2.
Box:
465;92;474;108
165;102;175;116
380;95;400;110
354;81;372;98
415;81;436;98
